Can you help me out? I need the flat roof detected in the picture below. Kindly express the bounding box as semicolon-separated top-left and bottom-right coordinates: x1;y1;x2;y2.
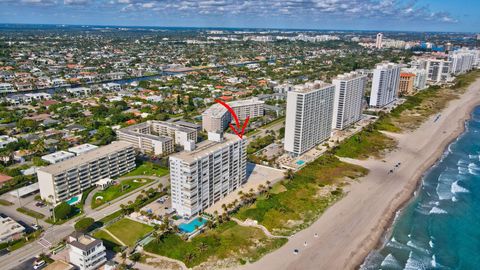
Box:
293;80;334;93
38;141;132;175
42;151;75;161
9;182;39;197
170;133;242;163
68;143;99;154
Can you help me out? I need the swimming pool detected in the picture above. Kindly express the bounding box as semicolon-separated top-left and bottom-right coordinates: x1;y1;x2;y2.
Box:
178;217;208;233
296;160;305;165
66;194;82;206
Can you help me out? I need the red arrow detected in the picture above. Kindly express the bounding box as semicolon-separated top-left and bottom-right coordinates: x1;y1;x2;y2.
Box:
215;99;250;139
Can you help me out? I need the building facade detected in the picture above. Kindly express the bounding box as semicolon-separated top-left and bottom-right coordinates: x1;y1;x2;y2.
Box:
369;62;401;108
284;80;335;156
375;33;383;49
117;120;197;156
37;142;135;203
399;73;416;96
67;232;106;270
169;133;247;217
202;98;265;132
332;72;366;130
426;59;451;83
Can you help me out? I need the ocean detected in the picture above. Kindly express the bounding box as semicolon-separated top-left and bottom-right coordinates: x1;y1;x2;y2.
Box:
361;106;480;270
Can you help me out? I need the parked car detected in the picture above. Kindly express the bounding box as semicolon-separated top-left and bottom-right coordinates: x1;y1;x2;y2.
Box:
33;260;45;269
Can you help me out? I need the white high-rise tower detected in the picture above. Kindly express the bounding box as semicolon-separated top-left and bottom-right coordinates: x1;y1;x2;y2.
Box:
332;71;367;130
284;81;335;156
369;63;401;108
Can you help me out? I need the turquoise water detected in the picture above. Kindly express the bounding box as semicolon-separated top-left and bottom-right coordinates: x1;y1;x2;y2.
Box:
362;106;480;270
296;160;305;165
66;195;80;205
179;217;207;233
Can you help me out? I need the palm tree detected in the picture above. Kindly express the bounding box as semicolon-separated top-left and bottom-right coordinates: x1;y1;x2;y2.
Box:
285;169;294;180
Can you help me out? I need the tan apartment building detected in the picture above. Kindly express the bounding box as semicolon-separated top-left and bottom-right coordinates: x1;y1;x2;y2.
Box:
399;73;416;96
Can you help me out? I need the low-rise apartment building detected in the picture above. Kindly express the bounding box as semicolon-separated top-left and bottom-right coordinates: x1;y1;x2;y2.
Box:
67;232;107;270
37;141;135;203
202;98;265;132
117;120;197;156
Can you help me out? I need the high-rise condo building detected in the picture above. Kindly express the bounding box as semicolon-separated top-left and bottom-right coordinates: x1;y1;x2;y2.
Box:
284;80;335;156
376;33;383;49
369;62;401;108
402;68;428;90
399;73;416;96
202;98;265;132
449;48;476;75
332;71;366;130
425;59;451;83
169;133;247;217
117;120;197;156
37;141;135;203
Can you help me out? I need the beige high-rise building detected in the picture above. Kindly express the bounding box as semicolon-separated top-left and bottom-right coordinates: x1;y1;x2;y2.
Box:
375;33;383;49
399;73;416;96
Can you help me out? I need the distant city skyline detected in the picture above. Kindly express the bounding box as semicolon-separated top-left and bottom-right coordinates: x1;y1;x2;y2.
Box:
0;0;479;33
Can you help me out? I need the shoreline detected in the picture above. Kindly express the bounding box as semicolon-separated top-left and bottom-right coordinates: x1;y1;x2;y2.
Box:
356;104;475;269
236;77;480;270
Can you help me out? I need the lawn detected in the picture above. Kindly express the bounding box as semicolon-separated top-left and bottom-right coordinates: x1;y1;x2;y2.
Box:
91;178;153;209
0;199;13;206
17;207;45;219
235;154;368;235
334;125;397;159
105;218;153;246
122;162;169;178
98;209;123;224
93;229;122;250
144;221;287;268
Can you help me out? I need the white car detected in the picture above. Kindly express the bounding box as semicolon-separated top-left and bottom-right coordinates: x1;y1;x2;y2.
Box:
33;260;45;269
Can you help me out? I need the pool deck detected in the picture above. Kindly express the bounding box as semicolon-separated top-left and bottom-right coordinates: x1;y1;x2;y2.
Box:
204;163;285;215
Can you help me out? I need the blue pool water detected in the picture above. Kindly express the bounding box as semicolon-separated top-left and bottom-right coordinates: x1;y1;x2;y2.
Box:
178;217;208;233
362;106;480;269
66;195;80;205
296;160;305;165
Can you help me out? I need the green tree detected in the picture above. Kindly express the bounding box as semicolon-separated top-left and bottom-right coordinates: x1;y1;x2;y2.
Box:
74;217;95;232
54;202;73;220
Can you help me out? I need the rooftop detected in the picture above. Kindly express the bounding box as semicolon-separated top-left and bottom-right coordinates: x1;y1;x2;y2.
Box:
334;71;367;81
0;215;25;240
68;143;99;155
292;80;333;93
38;141;132;175
170;133;243;163
68;233;102;251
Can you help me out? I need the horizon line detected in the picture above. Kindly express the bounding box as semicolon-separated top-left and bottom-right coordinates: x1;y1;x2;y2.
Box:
0;22;478;35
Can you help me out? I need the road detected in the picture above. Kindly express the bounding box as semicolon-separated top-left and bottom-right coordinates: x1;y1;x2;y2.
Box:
0;175;169;269
246;118;285;143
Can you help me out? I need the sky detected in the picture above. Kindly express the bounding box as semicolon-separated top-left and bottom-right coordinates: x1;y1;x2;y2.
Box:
0;0;479;32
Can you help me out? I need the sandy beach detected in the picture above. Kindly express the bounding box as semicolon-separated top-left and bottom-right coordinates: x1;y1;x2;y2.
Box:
234;77;480;270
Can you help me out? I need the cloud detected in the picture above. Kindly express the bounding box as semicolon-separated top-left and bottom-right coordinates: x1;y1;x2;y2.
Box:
0;0;459;24
64;0;91;5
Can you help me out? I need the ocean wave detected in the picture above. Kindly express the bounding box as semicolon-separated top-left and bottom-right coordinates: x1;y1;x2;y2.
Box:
429;207;448;215
429;239;434;248
468;163;480;175
404;251;429;270
436;172;455;200
431;254;437;268
381;253;402;269
451;180;469;194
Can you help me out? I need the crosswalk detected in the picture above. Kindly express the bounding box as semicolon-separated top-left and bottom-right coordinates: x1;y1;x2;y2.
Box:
37;238;51;248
